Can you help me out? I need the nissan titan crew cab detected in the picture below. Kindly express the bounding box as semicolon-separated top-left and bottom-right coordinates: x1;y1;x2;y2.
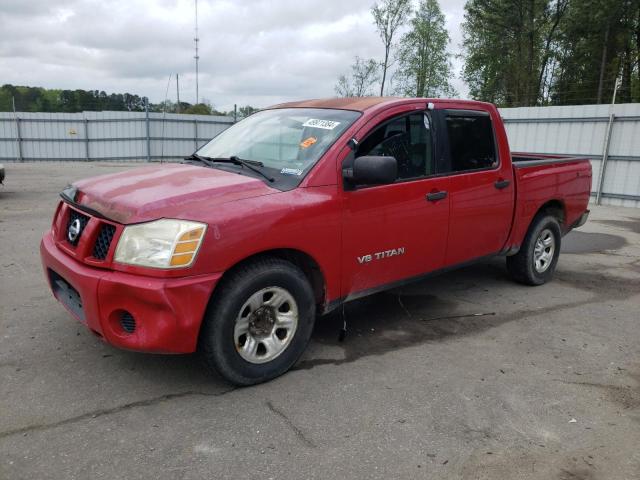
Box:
41;98;592;385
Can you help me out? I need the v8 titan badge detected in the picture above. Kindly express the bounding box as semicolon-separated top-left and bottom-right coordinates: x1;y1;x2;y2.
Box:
357;247;405;264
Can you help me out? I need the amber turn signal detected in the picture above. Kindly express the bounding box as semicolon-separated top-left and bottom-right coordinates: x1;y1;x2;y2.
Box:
169;227;206;266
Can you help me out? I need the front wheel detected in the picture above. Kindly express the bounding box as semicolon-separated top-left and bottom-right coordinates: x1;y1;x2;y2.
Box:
199;258;315;386
506;214;561;286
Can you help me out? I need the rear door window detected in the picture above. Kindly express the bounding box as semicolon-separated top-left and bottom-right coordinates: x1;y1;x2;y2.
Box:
444;111;497;172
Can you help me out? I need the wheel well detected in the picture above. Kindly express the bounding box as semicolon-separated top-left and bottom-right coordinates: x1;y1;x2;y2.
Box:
537;200;565;227
506;199;567;256
218;249;326;307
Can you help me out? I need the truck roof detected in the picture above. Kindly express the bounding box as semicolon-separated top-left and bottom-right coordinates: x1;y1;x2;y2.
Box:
269;97;493;113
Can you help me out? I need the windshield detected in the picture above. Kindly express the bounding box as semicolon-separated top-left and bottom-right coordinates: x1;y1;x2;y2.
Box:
196;108;360;184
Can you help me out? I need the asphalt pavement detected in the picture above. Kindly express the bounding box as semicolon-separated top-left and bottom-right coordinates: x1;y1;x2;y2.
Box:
1;162;639;480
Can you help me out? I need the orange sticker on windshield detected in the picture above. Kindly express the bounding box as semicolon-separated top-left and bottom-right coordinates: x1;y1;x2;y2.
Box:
300;136;317;149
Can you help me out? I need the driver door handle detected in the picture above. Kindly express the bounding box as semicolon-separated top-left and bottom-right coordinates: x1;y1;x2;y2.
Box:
495;179;511;190
426;191;447;202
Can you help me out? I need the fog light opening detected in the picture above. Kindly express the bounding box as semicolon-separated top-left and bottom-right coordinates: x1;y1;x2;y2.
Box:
120;311;136;334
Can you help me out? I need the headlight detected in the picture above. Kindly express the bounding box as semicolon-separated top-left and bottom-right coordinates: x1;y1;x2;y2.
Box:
114;219;207;269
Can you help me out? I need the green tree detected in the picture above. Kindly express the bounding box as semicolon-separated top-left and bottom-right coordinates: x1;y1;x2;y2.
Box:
183;103;213;115
394;0;456;98
462;0;640;106
58;90;78;112
0;85;14;111
551;0;638;105
462;0;557;106
237;105;258;118
335;56;380;97
0;84;230;116
372;0;412;96
152;100;177;113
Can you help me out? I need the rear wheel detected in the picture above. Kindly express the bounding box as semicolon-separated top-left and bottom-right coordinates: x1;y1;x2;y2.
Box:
506;214;561;286
199;258;315;386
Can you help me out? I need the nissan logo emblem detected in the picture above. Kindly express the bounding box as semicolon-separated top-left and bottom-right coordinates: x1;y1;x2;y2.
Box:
67;218;82;243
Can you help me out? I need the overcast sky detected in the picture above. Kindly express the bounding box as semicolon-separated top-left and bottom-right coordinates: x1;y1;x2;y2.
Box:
0;0;469;111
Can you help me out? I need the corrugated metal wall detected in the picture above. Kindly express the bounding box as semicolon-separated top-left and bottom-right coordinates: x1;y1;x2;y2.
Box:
0;111;234;163
2;105;638;208
500;103;640;208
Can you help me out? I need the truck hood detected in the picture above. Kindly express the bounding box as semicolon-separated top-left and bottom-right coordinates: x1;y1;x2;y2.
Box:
73;163;280;224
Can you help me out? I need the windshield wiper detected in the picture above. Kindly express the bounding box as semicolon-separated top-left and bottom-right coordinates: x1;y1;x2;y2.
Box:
229;156;275;183
186;154;274;183
184;153;215;168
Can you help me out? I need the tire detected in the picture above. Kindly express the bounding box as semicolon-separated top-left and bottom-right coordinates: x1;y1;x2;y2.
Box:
506;214;561;286
198;258;315;386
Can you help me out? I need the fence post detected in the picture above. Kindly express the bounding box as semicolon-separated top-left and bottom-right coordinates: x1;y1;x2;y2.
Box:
15;118;23;162
194;119;198;151
145;99;151;162
234;104;237;123
12;96;22;162
596;113;615;205
596;77;621;205
84;117;90;161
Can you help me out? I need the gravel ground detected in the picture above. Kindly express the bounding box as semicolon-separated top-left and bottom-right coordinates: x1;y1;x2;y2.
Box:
1;162;639;480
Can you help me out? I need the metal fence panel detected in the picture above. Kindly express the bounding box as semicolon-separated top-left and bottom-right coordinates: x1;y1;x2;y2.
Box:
0;118;18;160
0;110;235;163
2;105;639;208
500;103;640;208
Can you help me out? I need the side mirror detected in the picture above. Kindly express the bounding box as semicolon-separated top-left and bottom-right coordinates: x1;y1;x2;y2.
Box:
347;155;397;185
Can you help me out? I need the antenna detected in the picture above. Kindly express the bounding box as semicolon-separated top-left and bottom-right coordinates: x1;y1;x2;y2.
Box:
176;73;180;113
194;0;200;105
160;74;172;164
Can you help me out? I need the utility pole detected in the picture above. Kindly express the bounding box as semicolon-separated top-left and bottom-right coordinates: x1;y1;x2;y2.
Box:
194;0;200;105
176;73;180;113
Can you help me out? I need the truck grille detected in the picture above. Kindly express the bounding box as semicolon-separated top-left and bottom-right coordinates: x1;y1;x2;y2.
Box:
92;224;116;260
60;203;119;262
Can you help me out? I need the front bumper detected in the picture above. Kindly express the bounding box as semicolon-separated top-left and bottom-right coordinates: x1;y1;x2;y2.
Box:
41;230;221;353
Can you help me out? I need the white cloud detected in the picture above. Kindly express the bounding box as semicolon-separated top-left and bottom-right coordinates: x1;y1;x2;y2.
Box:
0;0;469;111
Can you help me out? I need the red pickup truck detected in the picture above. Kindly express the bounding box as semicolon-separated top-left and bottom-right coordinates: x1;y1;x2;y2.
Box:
41;97;591;385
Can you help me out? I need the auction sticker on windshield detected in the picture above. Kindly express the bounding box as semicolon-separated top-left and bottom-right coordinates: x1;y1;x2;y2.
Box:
281;167;303;176
302;119;341;130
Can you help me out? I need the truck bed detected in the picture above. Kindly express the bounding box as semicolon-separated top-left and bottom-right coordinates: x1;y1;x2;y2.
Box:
506;152;592;250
